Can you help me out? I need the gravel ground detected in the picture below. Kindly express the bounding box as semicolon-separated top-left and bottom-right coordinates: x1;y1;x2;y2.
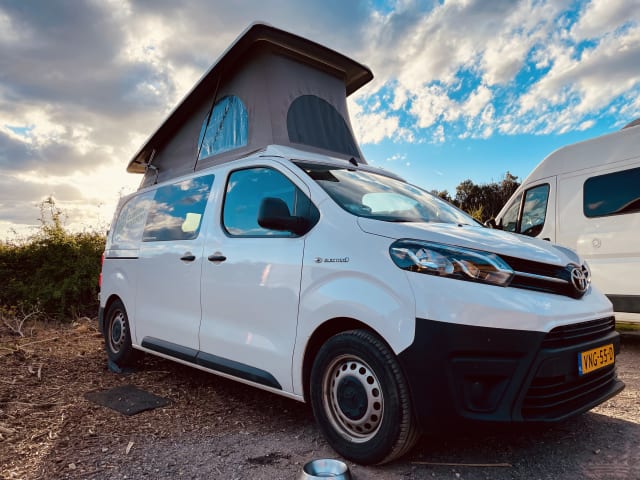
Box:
1;321;639;480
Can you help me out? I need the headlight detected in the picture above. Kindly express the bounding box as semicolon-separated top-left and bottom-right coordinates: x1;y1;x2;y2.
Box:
389;239;514;287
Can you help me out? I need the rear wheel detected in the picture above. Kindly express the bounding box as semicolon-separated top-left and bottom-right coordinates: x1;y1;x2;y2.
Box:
310;329;419;465
104;299;138;367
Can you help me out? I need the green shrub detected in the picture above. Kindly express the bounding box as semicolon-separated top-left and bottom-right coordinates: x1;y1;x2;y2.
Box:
0;198;106;320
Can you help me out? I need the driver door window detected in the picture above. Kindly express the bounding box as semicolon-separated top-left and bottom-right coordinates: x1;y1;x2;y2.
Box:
223;167;316;237
501;193;522;232
520;184;550;237
500;184;550;237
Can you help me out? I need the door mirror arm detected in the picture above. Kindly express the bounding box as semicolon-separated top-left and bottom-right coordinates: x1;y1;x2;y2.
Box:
485;217;502;229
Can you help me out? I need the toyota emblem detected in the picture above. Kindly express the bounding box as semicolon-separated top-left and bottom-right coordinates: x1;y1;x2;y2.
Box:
570;266;590;294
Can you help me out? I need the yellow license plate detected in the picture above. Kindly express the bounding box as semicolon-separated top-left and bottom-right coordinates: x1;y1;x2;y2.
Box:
579;344;615;375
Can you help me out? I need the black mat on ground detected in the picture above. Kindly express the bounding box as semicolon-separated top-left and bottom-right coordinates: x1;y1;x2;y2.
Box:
85;384;170;416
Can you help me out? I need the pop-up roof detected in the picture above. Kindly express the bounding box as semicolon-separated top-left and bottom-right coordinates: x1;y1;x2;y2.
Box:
128;22;373;188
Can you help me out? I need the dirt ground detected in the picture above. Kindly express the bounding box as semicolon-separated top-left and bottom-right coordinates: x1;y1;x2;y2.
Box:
1;319;639;480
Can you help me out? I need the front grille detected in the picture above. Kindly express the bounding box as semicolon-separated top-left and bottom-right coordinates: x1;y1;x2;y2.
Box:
520;317;619;420
500;255;585;299
522;365;617;420
500;255;565;278
541;317;616;349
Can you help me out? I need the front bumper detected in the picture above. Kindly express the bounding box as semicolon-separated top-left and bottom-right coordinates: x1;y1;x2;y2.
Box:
398;317;624;430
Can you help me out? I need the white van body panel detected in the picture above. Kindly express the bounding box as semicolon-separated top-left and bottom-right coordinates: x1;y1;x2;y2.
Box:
357;218;612;331
495;125;640;322
557;159;640;298
100;255;139;336
357;219;571;266
133;239;206;350
410;271;611;332
101;190;156;342
292;202;417;395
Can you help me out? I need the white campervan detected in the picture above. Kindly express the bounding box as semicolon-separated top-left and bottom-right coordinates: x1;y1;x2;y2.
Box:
99;24;624;465
494;122;640;324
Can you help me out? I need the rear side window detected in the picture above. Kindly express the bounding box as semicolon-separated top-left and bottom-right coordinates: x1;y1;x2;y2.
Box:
112;191;155;248
584;166;640;218
143;175;214;242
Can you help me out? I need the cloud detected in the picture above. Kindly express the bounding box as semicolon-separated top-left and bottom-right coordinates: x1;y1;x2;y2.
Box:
0;173;85;233
516;23;640;133
570;0;640;40
385;153;407;163
431;125;445;144
354;0;639;141
349;98;414;144
0;8;370;161
1;0;639;236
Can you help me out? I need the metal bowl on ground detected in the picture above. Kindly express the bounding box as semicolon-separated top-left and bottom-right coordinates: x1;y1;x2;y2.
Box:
297;458;352;479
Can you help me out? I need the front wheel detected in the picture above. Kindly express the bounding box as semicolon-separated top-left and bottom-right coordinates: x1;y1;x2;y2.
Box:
310;329;419;465
104;299;138;367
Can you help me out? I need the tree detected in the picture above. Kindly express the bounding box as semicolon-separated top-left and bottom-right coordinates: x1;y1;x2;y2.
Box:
429;189;453;203
454;172;520;223
0;198;105;320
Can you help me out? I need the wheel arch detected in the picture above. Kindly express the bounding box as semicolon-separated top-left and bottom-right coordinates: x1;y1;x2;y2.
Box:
99;294;124;334
104;294;124;316
301;317;388;403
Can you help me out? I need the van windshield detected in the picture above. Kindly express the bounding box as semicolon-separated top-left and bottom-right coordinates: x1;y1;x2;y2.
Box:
296;162;478;225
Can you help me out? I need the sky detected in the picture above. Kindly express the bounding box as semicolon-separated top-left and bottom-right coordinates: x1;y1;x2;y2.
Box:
1;0;639;238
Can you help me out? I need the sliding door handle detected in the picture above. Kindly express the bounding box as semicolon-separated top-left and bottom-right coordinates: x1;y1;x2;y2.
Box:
208;254;227;262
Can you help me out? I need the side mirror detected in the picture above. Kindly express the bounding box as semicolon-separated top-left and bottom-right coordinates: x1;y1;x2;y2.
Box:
258;197;311;236
484;217;504;230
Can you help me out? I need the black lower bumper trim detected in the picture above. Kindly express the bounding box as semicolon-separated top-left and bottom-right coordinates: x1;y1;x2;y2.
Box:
397;318;624;430
522;364;623;421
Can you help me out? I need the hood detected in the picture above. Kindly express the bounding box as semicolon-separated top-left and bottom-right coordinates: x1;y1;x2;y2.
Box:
357;218;581;266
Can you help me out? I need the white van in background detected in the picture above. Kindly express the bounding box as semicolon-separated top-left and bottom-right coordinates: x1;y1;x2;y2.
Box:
493;120;640;323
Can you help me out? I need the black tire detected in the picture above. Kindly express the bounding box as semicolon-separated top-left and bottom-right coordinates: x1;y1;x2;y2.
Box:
310;329;420;465
103;299;138;367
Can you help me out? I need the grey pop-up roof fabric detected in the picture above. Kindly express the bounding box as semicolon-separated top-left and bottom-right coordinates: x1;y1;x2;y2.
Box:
129;23;373;188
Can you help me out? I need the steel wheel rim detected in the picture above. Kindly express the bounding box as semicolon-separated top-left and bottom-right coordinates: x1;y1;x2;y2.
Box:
108;310;126;354
322;354;384;443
